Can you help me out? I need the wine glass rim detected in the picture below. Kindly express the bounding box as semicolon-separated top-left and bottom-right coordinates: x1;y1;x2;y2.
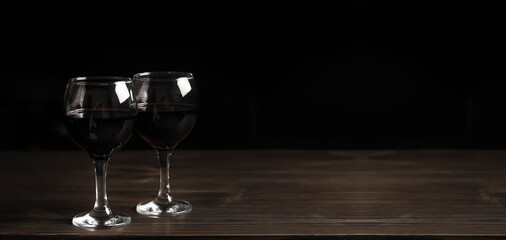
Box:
70;76;132;82
133;71;193;79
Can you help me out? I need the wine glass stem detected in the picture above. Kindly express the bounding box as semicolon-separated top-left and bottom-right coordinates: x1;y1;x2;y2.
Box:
156;149;173;203
91;158;112;217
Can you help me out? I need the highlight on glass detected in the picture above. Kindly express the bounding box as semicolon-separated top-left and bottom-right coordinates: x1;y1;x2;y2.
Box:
64;76;136;228
133;71;198;216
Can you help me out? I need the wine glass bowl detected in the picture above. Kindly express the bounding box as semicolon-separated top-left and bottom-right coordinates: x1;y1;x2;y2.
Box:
64;76;136;228
133;71;197;216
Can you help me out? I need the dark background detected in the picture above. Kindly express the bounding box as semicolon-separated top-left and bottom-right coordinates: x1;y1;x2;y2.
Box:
3;2;505;151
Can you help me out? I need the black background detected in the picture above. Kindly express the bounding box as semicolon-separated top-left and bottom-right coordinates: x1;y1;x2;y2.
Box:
3;2;505;151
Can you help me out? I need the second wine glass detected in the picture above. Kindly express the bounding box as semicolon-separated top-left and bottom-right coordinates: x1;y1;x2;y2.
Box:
133;71;198;216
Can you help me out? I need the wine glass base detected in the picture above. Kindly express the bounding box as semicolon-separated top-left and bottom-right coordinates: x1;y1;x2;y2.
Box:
136;200;192;216
72;212;131;229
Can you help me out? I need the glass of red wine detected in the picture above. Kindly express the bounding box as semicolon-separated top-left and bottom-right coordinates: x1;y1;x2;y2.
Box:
133;71;197;216
64;76;136;228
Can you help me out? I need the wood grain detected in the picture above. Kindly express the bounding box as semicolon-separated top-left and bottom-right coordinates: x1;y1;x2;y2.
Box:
1;150;506;239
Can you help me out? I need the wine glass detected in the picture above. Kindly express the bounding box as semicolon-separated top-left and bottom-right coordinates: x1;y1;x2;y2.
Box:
64;76;136;228
133;71;198;216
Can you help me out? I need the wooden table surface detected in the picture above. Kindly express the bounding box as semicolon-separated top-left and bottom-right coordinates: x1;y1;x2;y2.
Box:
1;150;506;239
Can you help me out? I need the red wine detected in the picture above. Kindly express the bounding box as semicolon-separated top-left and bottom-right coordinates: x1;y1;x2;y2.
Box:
136;103;197;150
65;108;135;158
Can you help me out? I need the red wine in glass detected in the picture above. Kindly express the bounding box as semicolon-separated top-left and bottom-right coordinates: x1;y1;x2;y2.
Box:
136;103;197;150
66;108;134;158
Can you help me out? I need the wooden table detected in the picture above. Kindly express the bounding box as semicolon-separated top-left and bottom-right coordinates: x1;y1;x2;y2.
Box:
1;150;506;239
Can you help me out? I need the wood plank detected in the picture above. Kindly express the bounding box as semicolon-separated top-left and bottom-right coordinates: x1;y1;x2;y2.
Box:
1;150;506;239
